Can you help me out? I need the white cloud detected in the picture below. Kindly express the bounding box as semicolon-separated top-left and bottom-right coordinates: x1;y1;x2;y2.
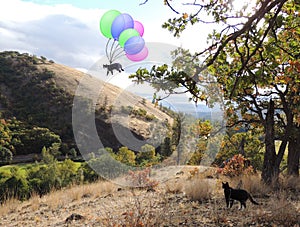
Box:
0;0;106;69
0;0;184;69
0;0;215;69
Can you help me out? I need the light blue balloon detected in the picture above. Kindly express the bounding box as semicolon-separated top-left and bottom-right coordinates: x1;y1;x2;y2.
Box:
111;13;134;40
124;36;145;55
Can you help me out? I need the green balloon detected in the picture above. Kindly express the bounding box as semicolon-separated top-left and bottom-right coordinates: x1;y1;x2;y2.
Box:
100;10;121;38
118;29;140;47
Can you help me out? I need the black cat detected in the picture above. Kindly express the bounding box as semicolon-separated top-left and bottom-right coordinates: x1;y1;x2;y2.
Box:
103;63;124;75
222;182;259;209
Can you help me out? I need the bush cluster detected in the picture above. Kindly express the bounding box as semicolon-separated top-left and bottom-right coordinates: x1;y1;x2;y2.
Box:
216;154;255;177
0;147;99;202
126;168;158;189
120;106;156;121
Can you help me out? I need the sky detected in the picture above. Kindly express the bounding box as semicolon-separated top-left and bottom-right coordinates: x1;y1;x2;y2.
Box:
0;0;212;70
0;0;226;116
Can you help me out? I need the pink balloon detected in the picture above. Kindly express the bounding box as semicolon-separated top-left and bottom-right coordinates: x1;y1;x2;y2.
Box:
133;20;144;37
126;46;148;62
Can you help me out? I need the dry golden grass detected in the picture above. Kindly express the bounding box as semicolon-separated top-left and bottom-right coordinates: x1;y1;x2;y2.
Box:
255;191;300;226
200;167;219;179
280;175;300;191
229;174;271;196
184;178;214;202
66;181;115;201
0;168;299;227
46;189;69;210
0;197;21;216
96;189;174;227
29;192;41;211
43;181;115;209
165;179;184;194
0;180;117;214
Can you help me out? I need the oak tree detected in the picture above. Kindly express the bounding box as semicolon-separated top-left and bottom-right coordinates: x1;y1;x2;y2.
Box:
136;0;300;183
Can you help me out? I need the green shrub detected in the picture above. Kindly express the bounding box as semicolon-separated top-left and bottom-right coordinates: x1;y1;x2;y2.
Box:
58;159;79;187
79;161;100;182
0;146;13;164
1;175;30;201
136;144;160;166
88;154;129;179
0;167;30;201
120;105;133;114
115;147;136;166
145;113;156;121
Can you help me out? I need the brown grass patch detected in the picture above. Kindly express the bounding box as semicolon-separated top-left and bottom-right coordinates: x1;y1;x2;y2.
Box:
230;174;271;196
184;178;214;202
280;175;300;192
29;192;41;211
255;192;300;226
0;198;21;216
42;181;115;209
0;180;116;216
99;191;171;227
165;179;184;194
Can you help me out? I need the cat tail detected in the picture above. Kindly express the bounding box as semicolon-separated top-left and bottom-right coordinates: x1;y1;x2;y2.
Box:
248;193;259;205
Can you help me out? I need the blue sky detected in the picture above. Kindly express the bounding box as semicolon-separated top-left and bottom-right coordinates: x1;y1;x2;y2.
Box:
21;0;106;8
22;0;158;10
21;0;167;17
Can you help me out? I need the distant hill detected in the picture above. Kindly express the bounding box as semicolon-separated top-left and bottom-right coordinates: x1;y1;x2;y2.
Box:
0;51;173;158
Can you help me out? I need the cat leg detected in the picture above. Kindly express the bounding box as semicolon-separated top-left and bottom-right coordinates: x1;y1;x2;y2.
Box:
243;201;246;209
240;201;246;210
225;198;230;208
229;199;234;208
238;202;243;210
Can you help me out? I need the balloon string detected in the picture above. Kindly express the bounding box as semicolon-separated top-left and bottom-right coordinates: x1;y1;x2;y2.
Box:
112;52;125;63
110;46;123;62
109;40;114;63
109;40;118;63
110;41;116;62
105;39;125;63
105;39;112;63
111;49;125;63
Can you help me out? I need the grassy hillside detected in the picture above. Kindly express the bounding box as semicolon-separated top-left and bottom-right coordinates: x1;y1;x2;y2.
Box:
0;51;173;159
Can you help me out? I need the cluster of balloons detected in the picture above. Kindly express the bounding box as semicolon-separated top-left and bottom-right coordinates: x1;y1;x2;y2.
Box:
100;10;148;62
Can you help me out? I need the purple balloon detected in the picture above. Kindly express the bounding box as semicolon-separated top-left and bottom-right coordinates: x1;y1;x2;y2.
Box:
133;21;144;37
124;36;145;55
126;46;148;62
111;13;134;40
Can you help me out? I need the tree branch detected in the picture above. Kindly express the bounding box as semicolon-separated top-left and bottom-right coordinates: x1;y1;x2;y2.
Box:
228;0;287;99
165;0;180;14
139;0;149;5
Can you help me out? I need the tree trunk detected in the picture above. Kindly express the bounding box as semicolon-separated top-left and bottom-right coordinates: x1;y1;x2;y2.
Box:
239;136;246;156
287;126;300;176
262;100;277;184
